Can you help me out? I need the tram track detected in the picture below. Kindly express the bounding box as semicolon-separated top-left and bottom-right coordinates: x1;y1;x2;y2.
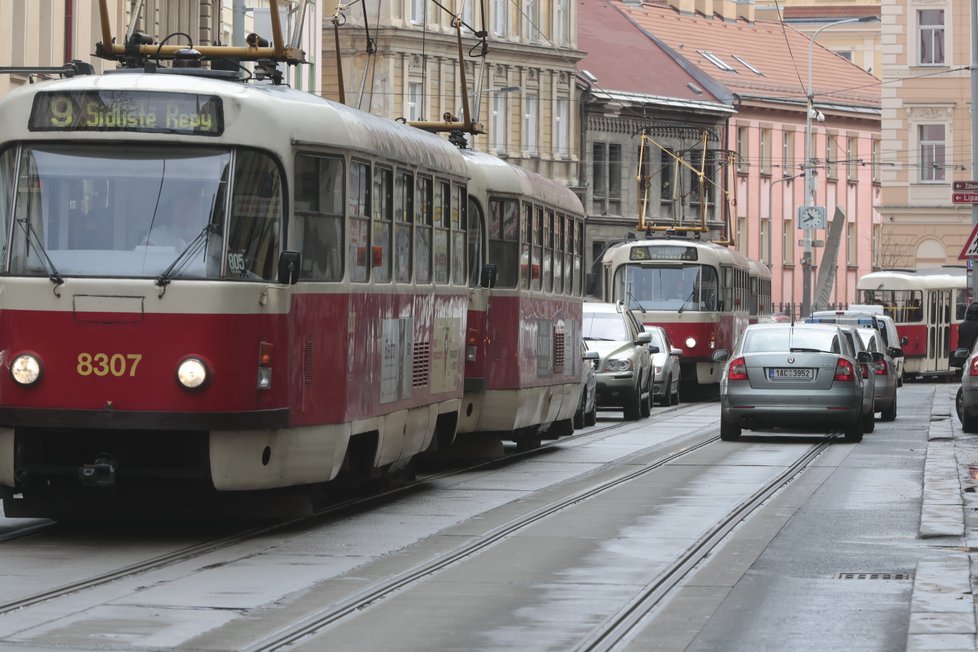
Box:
0;406;681;618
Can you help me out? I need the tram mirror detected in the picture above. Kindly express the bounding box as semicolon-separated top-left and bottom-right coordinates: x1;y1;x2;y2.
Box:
900;335;909;346
278;251;300;285
480;263;497;289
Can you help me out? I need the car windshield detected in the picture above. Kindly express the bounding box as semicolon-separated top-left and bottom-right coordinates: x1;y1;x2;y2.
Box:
583;311;628;341
742;327;840;353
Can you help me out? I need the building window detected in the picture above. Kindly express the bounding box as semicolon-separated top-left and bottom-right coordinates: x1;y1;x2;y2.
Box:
847;136;859;181
555;99;568;156
826;133;838;179
461;1;474;32
555;0;570;45
524;95;538;154
760;218;770;264
737;217;747;250
919;124;946;182
410;0;425;25
783;218;794;265
523;0;540;42
872;223;881;266
736;126;749;174
408;82;423;121
918;9;945;65
698;50;736;72
760;128;772;176
492;0;507;35
687;151;716;220
592;142;622;216
492;94;507;153
871;137;881;184
660;148;675;207
782;129;795;175
846;221;857;266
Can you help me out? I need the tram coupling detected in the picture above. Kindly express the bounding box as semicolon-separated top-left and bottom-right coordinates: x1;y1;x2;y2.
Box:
78;454;117;488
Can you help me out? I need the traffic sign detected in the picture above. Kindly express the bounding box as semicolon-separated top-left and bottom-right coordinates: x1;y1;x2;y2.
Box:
959;221;978;259
954;181;978;192
952;192;978;204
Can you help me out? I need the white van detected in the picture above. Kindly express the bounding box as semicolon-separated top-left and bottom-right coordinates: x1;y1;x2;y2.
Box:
809;308;906;386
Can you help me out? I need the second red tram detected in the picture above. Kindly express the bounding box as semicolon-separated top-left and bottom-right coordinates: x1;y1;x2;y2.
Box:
594;237;770;389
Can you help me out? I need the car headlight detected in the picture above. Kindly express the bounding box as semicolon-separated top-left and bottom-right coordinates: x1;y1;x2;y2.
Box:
685;337;697;349
10;353;41;386
654;364;663;375
177;357;208;389
606;358;634;372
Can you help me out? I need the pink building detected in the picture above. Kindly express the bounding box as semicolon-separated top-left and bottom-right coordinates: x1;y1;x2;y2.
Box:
579;0;881;315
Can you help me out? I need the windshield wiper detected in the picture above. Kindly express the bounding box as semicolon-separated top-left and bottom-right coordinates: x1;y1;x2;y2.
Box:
677;287;696;314
17;217;63;288
156;224;215;287
626;291;646;314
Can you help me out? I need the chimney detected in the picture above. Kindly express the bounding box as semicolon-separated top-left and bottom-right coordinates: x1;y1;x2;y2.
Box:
667;0;697;15
695;0;715;17
736;0;754;22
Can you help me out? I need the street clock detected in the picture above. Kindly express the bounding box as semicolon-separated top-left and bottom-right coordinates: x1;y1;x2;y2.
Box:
798;205;826;229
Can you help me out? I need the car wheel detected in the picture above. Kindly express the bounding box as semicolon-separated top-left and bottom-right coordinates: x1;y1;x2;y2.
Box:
963;409;978;434
843;417;863;443
585;405;597;427
671;382;680;406
640;372;652;418
720;415;741;441
573;407;584;430
956;387;964;423
881;394;897;422
862;409;875;433
623;384;642;421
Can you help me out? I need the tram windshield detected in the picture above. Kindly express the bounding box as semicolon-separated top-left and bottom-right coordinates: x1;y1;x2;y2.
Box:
0;144;282;280
615;264;719;311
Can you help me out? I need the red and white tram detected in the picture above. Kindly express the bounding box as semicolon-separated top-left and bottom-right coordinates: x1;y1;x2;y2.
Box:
856;266;969;380
459;151;585;448
593;236;762;390
0;56;587;516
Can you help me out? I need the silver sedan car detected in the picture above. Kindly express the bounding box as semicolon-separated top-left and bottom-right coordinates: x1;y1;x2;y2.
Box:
854;328;898;422
952;346;978;431
717;322;871;443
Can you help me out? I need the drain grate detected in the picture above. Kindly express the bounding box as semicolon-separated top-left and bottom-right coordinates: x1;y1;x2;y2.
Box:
834;572;913;581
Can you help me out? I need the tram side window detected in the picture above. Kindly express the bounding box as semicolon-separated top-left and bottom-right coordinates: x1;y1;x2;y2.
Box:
543;209;553;293
553;213;564;294
433;180;451;284
0;148;13;264
294;154;343;282
720;267;732;311
395;171;413;283
416;176;433;283
488;198;519;288
349;161;371;282
532;206;543;291
452;184;466;285
228;150;282;281
573;219;583;296
521;204;532;288
373;167;393;283
467;196;484;287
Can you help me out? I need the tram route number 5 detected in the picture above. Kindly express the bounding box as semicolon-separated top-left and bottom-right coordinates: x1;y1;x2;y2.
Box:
77;353;143;377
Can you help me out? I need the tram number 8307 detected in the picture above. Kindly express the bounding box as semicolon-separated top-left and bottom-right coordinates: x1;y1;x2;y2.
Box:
76;353;143;377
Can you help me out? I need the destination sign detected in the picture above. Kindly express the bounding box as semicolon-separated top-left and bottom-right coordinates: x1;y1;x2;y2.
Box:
629;245;699;262
29;91;224;136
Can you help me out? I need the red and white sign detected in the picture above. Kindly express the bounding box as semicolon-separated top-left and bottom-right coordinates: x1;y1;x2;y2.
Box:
959;221;978;259
953;192;978;204
954;181;978;192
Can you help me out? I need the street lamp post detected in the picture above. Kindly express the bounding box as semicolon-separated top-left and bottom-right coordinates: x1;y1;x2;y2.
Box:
802;16;878;316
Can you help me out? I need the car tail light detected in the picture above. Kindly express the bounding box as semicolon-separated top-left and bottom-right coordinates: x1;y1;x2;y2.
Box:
859;363;870;379
970;357;978;377
873;359;889;376
834;357;856;382
727;356;748;381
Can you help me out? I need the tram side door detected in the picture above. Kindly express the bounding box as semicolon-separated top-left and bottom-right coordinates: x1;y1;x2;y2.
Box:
926;289;952;374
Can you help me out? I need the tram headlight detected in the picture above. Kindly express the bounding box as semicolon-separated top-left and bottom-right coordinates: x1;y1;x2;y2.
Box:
10;354;41;386
685;337;697;349
177;357;208;389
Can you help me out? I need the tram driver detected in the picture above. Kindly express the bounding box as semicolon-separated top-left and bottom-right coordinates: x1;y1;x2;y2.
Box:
145;194;206;250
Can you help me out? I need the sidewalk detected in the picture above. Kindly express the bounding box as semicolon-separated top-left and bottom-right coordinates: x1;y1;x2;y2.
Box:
907;384;977;651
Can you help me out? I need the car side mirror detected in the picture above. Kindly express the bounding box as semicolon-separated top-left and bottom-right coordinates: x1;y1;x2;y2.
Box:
670;347;682;357
871;351;884;363
583;350;599;361
648;345;660;354
712;349;730;362
635;332;652;345
950;347;970;369
888;346;904;359
856;351;872;364
277;250;300;285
